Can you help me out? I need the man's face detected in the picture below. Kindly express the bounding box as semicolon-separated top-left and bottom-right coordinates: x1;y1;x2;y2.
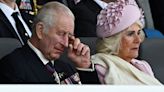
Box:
39;15;74;60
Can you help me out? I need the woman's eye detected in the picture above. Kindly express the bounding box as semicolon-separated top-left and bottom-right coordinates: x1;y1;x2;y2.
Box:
127;31;134;36
138;30;141;35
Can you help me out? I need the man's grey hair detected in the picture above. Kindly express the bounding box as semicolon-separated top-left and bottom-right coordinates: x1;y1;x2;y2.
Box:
96;21;145;55
32;1;74;34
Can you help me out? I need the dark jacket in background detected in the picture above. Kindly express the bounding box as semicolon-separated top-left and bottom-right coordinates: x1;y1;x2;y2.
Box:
149;0;164;35
0;9;32;45
68;0;102;37
0;9;19;38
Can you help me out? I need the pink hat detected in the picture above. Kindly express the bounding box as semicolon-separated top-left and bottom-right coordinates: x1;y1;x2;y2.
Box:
96;0;144;38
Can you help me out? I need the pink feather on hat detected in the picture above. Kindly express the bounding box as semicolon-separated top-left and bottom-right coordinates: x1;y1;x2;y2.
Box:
96;0;144;38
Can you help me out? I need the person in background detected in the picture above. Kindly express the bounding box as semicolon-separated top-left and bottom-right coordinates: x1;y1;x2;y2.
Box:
0;1;100;84
16;0;69;27
0;0;32;45
16;0;35;27
149;0;164;35
92;0;162;85
67;0;116;37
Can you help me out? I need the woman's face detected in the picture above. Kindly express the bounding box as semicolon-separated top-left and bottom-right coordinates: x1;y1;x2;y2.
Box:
118;23;142;62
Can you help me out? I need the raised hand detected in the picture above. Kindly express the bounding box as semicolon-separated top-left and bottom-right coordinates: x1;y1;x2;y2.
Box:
67;36;91;68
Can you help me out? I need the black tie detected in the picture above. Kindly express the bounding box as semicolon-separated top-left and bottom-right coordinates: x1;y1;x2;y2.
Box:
46;61;60;84
11;12;29;45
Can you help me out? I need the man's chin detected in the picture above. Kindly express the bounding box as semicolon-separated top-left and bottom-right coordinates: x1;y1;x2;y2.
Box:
51;54;61;60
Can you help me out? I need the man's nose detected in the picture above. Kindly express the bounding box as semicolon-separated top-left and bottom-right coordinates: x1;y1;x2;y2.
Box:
61;36;69;47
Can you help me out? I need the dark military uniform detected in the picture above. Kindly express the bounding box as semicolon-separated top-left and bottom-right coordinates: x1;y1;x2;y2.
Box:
16;0;66;28
16;0;34;30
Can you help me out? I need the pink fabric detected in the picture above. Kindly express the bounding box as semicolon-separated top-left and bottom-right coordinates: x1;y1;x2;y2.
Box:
95;64;107;84
131;59;154;77
96;0;143;38
95;59;154;84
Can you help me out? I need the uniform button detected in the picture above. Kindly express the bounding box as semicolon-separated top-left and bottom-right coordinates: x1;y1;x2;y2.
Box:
25;33;29;37
29;20;33;23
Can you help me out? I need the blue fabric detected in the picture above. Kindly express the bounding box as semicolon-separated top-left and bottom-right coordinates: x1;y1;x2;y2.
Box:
144;29;164;38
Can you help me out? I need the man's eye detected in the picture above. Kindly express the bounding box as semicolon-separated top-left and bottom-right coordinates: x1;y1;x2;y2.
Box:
58;32;65;36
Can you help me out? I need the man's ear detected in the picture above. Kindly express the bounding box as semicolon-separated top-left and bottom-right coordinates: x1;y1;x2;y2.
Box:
36;22;44;39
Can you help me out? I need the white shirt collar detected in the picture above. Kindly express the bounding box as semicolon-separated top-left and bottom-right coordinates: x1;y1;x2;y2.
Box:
27;40;50;65
0;2;32;44
0;2;20;17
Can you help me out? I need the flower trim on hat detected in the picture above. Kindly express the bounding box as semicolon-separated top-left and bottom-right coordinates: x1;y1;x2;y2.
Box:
139;9;145;28
97;0;144;36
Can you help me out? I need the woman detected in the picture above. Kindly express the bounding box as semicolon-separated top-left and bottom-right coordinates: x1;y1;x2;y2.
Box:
92;0;162;85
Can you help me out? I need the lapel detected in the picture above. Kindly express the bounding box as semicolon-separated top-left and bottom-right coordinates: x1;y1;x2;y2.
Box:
0;9;19;38
22;45;56;83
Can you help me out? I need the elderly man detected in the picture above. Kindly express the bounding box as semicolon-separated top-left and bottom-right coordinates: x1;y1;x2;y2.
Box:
0;1;100;84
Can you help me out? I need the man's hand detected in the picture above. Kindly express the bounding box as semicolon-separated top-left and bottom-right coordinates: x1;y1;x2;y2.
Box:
68;36;91;68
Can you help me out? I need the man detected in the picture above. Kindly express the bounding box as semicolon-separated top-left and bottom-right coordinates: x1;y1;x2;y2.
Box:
0;1;100;84
0;0;32;45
